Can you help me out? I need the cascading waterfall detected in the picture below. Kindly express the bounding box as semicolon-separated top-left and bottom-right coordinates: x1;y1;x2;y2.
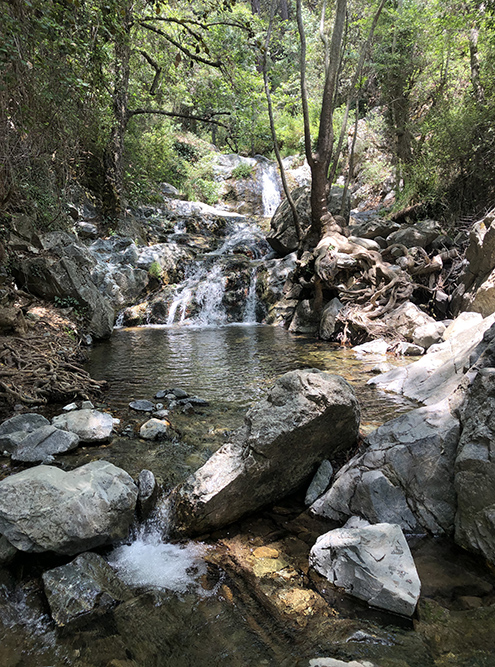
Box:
242;267;258;324
166;221;268;327
260;161;282;217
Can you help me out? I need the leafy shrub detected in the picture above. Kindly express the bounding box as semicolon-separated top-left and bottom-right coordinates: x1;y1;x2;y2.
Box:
231;163;254;179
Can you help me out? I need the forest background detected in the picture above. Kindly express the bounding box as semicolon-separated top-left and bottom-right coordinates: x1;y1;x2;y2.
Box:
1;0;494;234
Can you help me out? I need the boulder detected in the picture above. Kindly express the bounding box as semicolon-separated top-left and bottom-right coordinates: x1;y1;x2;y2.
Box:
13;244;114;339
412;321;446;349
305;460;333;506
309;523;421;616
385;220;441;249
42;551;131;628
0;413;50;453
455;368;495;564
0;461;137;554
310;400;460;535
10;425;80;463
368;313;495;404
353;338;389;357
382;301;437;341
52;408;117;443
309;660;376;667
267;186;351;256
139;418;169;441
137;469;158;519
452;211;495;316
0;534;17;566
169;369;360;536
394;341;424;356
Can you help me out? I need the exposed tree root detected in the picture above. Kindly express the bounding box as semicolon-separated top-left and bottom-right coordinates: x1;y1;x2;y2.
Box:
0;304;106;417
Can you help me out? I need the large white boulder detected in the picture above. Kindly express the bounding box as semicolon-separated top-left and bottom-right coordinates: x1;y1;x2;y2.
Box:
309;523;421;616
0;461;137;555
169;369;360;536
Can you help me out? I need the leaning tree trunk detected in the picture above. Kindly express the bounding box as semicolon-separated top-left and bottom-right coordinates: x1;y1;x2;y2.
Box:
102;8;132;220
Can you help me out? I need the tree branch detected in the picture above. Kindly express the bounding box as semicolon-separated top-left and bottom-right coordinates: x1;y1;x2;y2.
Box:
138;22;222;68
128;108;230;128
139;50;162;95
296;0;314;168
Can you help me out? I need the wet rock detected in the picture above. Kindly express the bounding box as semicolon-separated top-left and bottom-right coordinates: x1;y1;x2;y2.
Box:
137;469;158;519
311;399;460;535
42;552;131;628
172;388;189;399
305;460;334;506
0;535;17;566
348;217;400;240
76;221;99;239
368;313;495;404
309;523;421;616
288;299;320;334
129;400;155;413
139;418;169;441
169;369;360;536
0;461;138;555
455;368;495;564
52;408;117;443
10;425;80;463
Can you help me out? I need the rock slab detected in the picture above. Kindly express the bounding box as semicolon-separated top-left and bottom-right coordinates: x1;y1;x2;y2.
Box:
43;551;131;628
0;461;137;555
169;369;360;536
309;523;421;616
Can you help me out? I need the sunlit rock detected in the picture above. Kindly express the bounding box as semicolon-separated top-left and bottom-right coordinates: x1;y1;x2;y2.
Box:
310;523;421;616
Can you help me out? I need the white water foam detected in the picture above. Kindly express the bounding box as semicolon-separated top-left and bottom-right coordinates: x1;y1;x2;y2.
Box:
109;537;208;594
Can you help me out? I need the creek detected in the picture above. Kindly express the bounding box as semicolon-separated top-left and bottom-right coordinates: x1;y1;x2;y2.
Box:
2;168;495;667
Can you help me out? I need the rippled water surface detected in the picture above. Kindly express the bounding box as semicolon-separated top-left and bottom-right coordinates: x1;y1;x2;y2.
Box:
87;323;415;430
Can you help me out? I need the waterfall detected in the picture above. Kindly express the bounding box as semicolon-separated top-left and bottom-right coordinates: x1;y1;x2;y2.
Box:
260;161;282;217
166;221;268;327
243;267;258;324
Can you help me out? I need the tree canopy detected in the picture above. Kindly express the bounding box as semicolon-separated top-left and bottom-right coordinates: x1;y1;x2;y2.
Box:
1;0;494;226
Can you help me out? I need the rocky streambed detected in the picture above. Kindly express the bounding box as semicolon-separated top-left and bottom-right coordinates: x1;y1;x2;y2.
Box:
1;317;495;666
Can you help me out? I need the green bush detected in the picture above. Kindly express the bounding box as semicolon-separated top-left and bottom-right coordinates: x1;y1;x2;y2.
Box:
231;163;254;179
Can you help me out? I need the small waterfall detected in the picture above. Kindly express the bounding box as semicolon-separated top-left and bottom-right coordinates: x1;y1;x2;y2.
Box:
108;506;209;594
165;221;268;327
260;161;282;217
243;267;258;324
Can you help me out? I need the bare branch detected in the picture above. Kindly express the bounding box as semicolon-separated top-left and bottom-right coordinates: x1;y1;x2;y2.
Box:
128;108;230;128
296;0;314;168
138;22;222;68
139;51;162;95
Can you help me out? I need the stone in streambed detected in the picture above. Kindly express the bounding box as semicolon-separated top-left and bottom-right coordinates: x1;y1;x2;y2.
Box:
52;408;117;443
0;461;137;555
168;369;360;536
43;551;131;628
139;418;169;441
309;522;421;616
0;413;50;453
10;425;80;463
129;400;155;413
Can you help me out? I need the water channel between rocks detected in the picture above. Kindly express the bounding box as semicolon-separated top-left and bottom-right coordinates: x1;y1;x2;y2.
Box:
2;325;495;667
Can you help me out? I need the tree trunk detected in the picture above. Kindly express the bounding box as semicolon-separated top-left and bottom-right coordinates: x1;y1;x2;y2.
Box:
102;4;132;220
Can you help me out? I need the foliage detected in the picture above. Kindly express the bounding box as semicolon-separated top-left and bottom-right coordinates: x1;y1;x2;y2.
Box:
231;163;254;179
148;261;163;280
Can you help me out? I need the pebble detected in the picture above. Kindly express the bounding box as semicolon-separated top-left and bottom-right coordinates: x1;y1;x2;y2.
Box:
129;400;155;412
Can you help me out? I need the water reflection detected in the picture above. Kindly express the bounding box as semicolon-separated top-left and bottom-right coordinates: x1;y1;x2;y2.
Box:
88;324;415;425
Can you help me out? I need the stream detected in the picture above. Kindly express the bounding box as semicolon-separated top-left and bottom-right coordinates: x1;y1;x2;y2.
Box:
2;169;495;666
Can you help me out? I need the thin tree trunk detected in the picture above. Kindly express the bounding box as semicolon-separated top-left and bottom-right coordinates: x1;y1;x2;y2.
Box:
263;0;301;238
